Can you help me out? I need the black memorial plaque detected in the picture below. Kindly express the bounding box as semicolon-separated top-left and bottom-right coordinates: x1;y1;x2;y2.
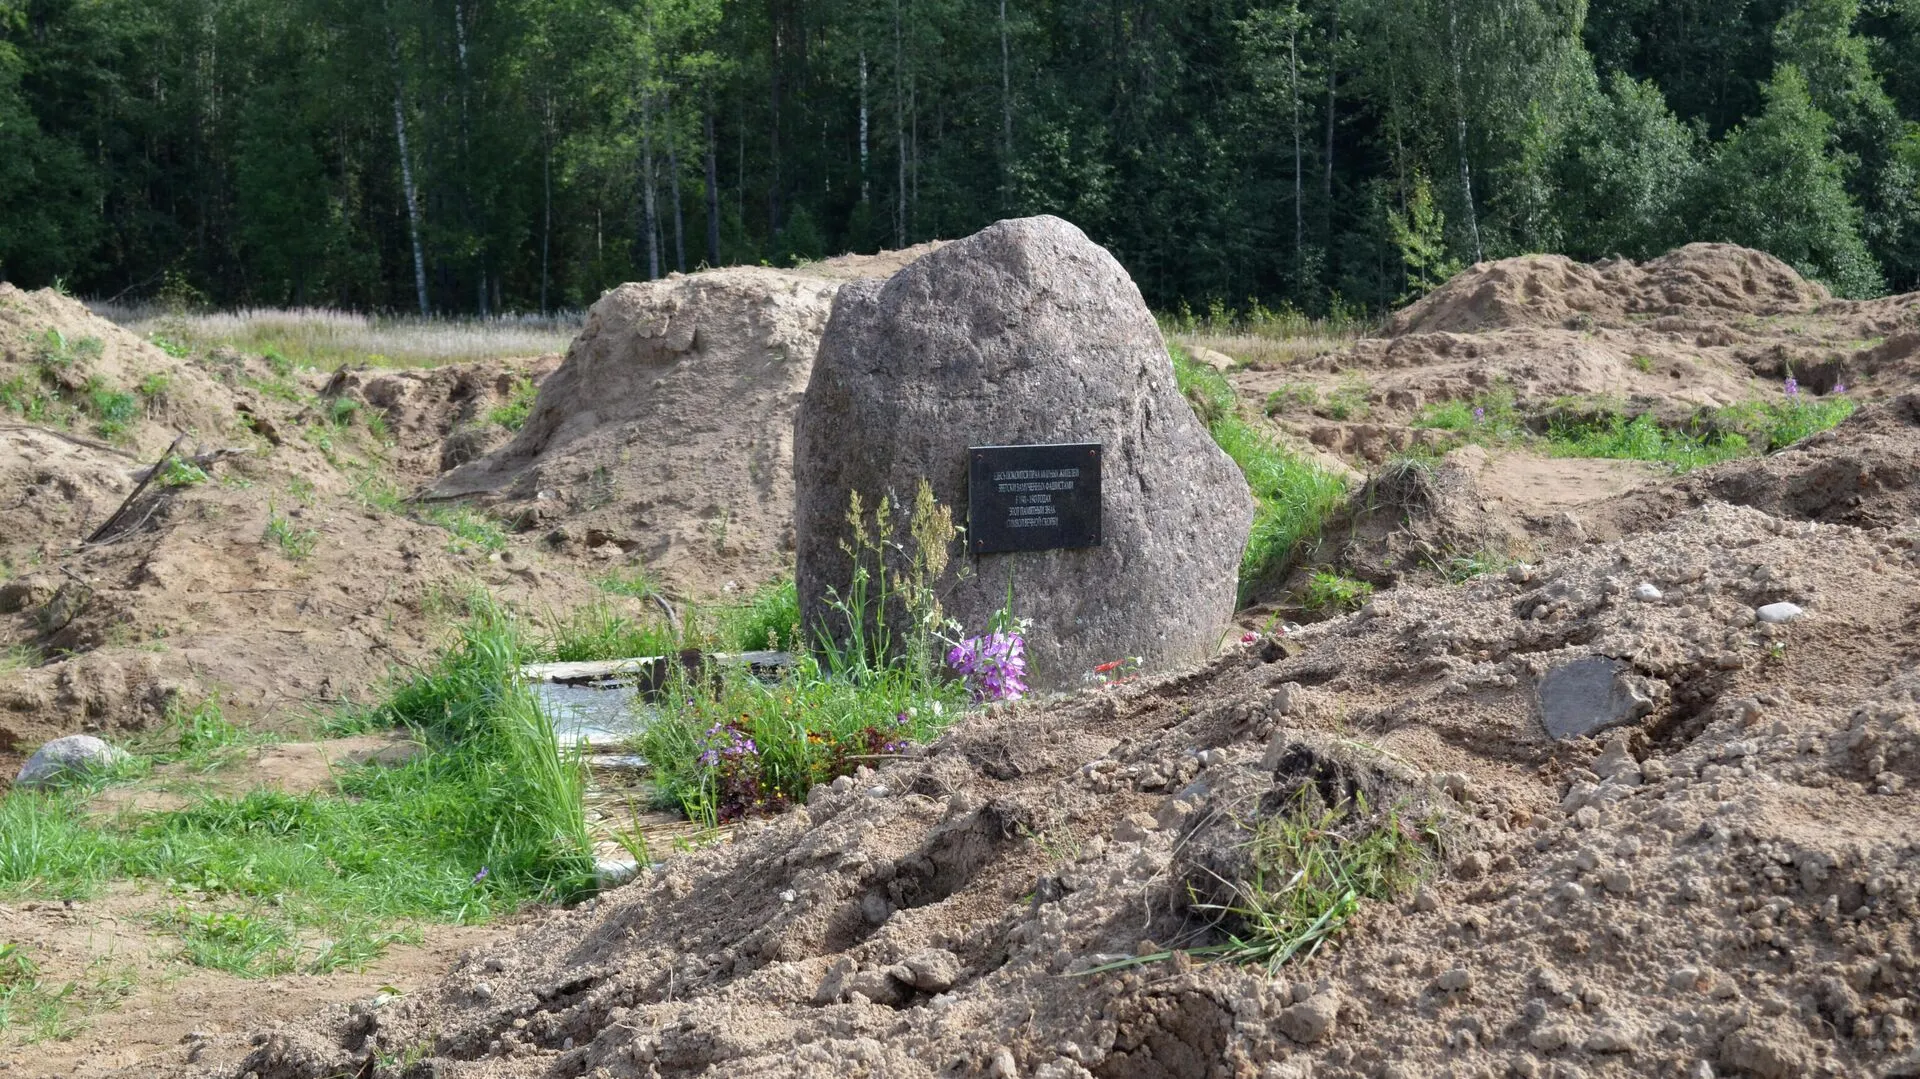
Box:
967;443;1102;554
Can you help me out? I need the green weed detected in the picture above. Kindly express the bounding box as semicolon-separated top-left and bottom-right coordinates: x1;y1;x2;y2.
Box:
84;379;139;438
323;396;360;427
596;567;659;601
488;377;538;431
1092;791;1433;975
158;456;208;488
1630;354;1655;373
719;577;800;652
1263;383;1319;416
1300;572;1374;616
1430;549;1512;582
1413;387;1523;442
1322;378;1371;421
352;470;405;513
0;941;133;1045
149;336;191;359
425;505;507;555
137;372;172;398
1544;412;1745;472
539;604;679;663
1;605;592;976
265;505;318;560
262;347;295;377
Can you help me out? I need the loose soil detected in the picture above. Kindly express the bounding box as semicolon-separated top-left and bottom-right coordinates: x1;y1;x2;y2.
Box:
4;245;1920;1077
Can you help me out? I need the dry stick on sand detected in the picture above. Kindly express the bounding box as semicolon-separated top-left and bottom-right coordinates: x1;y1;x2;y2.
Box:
84;432;186;545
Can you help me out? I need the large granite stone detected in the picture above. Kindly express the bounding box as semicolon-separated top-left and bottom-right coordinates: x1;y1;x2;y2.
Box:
793;216;1253;690
1538;656;1659;740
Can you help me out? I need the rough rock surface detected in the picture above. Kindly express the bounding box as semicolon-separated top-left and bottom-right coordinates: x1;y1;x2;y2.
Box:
15;733;127;788
794;216;1252;688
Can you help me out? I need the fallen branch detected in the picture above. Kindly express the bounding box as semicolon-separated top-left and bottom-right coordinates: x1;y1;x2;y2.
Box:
84;432;186;545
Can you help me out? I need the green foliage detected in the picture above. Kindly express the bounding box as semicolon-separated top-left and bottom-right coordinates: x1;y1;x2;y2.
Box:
1321;379;1371;421
1697;65;1886;298
264;505;318;560
83;379;139;437
596;567;659;601
1552;71;1701;260
1093;790;1433;975
1413;388;1524;441
1387;173;1462;302
425;505;507;555
137;371;172;397
539;604;679;664
323;395;360;427
488;377;538;430
719;577;800;652
1545;411;1746;471
148;336;191;359
1263;384;1319;416
157;456;208;488
0;940;132;1044
1170;349;1347;601
1301;572;1374;616
0;607;592;979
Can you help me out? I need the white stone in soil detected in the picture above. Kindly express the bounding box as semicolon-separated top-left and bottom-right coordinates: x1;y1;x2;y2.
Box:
1755;602;1804;624
1633;582;1663;601
15;735;128;790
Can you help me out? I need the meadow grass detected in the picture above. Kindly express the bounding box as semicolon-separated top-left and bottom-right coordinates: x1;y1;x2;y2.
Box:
1171;345;1348;602
1413;390;1856;473
0;605;592;980
424;504;508;554
1159;297;1370;369
90;304;580;369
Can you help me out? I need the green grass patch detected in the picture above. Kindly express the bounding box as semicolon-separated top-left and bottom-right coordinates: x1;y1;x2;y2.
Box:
1171;347;1348;602
718;577;800;652
539;603;680;663
265;506;318;560
158;456;208;488
596;567;659;600
488;377;538;431
1262;383;1318;416
1300;571;1374;616
425;505;507;555
0;606;592;978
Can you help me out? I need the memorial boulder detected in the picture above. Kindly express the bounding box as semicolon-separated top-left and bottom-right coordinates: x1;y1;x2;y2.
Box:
794;216;1252;690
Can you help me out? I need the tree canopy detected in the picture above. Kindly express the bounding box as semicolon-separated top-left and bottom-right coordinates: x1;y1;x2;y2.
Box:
2;0;1918;311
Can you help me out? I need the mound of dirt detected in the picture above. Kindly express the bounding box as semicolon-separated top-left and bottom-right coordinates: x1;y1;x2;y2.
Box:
217;492;1920;1079
0;288;603;769
1388;244;1832;337
428;252;935;600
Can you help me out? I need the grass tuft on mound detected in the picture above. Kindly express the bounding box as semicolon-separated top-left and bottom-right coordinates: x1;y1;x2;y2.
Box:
1171;345;1348;602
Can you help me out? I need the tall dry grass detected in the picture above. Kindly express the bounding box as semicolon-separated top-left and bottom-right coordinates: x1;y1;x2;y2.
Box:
89;303;581;368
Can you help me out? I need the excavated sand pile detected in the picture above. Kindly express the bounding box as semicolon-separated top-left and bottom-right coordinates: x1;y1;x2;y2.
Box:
225;442;1920;1077
1387;244;1832;336
0;288;592;767
428;246;939;599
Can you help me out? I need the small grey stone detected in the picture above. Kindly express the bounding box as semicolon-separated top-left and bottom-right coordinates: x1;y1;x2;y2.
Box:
594;858;640;889
472;981;494;1000
1633;582;1663;602
1755;602;1803;624
1276;994;1339;1044
1586;1026;1640;1053
987;1047;1019;1079
16;735;128;790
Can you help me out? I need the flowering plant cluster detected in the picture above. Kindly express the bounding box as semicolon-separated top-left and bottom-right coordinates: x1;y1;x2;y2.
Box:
696;719;783;821
947;631;1029;701
1783;376;1800;397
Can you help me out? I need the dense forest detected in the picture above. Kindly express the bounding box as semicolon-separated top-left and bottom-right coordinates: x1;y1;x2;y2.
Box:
3;0;1920;314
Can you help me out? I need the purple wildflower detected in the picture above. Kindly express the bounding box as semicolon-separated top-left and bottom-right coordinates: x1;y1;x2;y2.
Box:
1834;382;1847;394
472;866;489;885
1473;406;1486;422
1784;376;1800;397
948;631;1029;702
